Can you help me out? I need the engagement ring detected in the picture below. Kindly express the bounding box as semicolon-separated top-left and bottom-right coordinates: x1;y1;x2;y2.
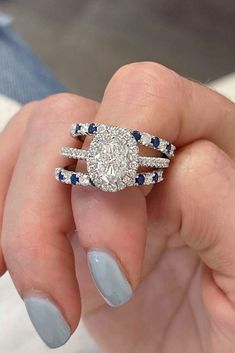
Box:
55;123;176;192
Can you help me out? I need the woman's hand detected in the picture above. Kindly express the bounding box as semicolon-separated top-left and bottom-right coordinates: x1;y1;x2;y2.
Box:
0;62;235;353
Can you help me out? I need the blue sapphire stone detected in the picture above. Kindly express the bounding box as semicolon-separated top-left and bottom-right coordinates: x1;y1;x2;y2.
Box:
166;143;171;154
151;136;160;148
88;123;97;134
152;173;158;183
75;124;81;134
58;171;64;181
132;130;141;141
136;174;145;185
71;174;79;185
89;178;96;187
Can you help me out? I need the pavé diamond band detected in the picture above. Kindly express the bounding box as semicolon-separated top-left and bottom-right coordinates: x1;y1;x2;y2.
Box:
60;147;170;169
55;123;176;192
70;123;176;158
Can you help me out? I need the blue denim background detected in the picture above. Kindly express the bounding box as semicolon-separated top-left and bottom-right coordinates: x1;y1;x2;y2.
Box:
0;14;65;104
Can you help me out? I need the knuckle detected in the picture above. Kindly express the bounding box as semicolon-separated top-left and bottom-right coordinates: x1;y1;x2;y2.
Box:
180;140;228;176
107;62;182;107
114;61;177;80
114;61;181;91
1;101;38;136
175;140;223;188
27;93;87;132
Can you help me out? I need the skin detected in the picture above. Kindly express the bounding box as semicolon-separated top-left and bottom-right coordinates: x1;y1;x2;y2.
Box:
0;62;235;352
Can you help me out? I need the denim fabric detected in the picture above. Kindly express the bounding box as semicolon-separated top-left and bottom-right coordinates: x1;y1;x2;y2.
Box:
0;13;65;104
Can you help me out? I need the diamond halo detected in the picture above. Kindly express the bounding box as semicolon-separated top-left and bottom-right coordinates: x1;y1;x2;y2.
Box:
87;126;139;192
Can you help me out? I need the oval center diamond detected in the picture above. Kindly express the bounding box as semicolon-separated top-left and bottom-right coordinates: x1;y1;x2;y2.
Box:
96;141;129;183
87;127;139;191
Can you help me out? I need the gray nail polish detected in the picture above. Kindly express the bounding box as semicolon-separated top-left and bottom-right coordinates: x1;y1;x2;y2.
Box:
24;294;71;348
87;250;133;307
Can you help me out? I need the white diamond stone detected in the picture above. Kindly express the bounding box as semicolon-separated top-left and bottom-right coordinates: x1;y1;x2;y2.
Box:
97;142;129;183
140;133;151;146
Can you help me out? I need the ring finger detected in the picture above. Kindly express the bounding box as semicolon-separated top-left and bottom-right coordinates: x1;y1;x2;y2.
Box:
72;62;235;312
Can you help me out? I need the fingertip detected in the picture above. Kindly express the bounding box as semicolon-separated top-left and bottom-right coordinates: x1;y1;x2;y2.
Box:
24;292;73;348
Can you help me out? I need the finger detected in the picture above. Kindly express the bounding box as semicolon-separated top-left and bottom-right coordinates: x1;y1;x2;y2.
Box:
1;94;98;348
72;187;147;307
98;62;235;158
72;62;234;309
147;140;235;330
0;102;37;275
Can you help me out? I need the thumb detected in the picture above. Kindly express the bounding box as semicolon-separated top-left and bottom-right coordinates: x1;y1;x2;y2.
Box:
72;186;147;307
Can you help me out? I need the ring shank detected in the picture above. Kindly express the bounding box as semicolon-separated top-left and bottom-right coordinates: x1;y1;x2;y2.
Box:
55;167;164;189
70;123;176;159
61;147;170;168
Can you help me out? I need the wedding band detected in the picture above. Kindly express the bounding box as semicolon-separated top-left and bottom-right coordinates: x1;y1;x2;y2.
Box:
70;123;175;158
55;123;176;192
60;147;170;169
55;167;164;188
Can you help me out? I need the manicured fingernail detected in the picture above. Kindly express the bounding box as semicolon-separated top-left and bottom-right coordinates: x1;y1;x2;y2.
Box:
24;293;71;348
87;250;133;307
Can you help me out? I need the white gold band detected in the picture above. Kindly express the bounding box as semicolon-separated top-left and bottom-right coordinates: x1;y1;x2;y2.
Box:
70;123;176;158
55;167;164;187
61;147;170;169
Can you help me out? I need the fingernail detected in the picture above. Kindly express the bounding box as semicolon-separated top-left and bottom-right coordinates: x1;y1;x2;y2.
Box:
24;293;71;348
87;250;133;307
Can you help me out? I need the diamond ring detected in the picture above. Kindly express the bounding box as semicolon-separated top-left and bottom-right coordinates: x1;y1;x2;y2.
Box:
55;123;176;192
